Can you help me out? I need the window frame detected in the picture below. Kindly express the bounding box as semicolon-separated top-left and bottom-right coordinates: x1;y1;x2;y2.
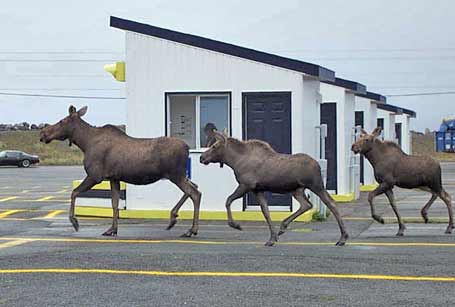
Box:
165;91;232;152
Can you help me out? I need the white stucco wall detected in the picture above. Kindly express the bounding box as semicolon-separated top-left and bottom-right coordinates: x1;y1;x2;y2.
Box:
354;96;378;186
395;114;412;154
320;83;358;196
124;31;321;211
377;109;396;141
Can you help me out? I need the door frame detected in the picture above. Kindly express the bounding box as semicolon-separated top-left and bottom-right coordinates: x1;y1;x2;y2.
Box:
241;91;293;211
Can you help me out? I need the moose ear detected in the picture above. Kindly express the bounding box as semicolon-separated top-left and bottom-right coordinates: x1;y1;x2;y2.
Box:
213;131;227;145
360;128;368;136
68;105;77;115
372;127;382;137
77;106;88;117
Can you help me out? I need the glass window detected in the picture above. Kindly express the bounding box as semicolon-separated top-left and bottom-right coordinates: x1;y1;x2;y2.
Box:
0;151;5;158
168;95;196;149
200;96;229;147
167;93;230;150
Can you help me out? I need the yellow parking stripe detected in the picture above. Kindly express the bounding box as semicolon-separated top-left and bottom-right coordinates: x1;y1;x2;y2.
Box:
56;189;68;194
40;210;65;219
0;268;453;282
0;210;25;219
36;196;55;202
1;237;455;248
0;239;31;249
0;196;18;202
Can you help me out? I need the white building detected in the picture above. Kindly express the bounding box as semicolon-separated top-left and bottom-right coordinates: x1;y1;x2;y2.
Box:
390;108;415;154
377;104;416;154
104;16;341;216
320;78;366;201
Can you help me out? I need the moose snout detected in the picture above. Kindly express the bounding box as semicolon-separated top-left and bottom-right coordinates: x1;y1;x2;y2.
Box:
199;156;209;165
351;144;359;154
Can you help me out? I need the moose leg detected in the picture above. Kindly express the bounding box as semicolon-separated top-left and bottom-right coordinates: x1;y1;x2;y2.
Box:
166;194;190;230
439;189;454;234
384;189;406;236
312;189;348;246
225;184;249;231
420;193;437;224
255;192;278;247
278;189;313;236
102;180;120;236
368;183;390;224
69;176;98;231
173;177;201;238
167;180;198;230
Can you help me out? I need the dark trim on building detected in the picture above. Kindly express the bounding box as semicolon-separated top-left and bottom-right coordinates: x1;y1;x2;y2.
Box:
377;103;416;118
110;16;335;81
356;91;387;103
322;77;367;95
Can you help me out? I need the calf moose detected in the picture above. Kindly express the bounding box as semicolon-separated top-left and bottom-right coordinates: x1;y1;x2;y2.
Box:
200;132;348;246
40;105;201;237
352;127;453;236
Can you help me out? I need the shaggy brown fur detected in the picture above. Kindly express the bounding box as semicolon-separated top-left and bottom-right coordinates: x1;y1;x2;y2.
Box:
352;127;453;236
200;132;348;246
40;105;201;237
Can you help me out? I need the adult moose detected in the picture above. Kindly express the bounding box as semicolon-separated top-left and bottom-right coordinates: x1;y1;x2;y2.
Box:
40;105;201;237
352;127;453;236
199;132;348;246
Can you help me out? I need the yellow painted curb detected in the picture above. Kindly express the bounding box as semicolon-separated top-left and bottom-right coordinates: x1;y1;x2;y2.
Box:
73;180;126;190
360;184;379;192
331;193;355;202
75;207;316;222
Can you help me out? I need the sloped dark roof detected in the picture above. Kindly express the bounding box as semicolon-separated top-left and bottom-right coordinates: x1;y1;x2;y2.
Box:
110;16;335;81
322;78;367;95
377;103;416;117
357;91;387;103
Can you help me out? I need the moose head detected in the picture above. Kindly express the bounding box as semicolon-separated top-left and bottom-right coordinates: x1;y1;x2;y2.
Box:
199;131;227;168
39;105;88;146
351;127;382;154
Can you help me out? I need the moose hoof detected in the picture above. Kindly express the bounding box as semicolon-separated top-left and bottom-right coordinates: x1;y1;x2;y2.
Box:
421;214;429;224
228;221;242;231
445;225;454;234
373;215;385;224
166;219;177;230
264;240;276;247
278;230;285;236
396;232;404;237
180;230;197;238
69;217;79;232
335;234;349;246
102;229;118;237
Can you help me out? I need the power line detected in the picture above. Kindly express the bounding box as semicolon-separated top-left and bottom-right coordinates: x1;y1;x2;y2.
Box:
386;91;455;97
0;51;123;54
0;88;122;91
0;92;125;100
0;59;120;62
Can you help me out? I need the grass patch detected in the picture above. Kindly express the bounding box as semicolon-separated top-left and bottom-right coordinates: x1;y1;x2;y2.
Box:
412;132;455;161
0;131;83;165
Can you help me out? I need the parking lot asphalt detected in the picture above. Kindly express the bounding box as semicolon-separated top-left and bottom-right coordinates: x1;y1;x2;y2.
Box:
1;164;455;306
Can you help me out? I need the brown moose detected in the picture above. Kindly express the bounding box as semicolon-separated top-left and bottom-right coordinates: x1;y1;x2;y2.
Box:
40;105;201;237
352;127;453;236
200;132;348;246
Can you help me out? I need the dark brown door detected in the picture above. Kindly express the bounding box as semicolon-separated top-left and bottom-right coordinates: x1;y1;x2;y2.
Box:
243;92;292;208
355;111;365;184
320;103;337;192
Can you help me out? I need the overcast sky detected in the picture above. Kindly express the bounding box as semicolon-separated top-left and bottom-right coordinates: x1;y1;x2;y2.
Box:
1;0;454;131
